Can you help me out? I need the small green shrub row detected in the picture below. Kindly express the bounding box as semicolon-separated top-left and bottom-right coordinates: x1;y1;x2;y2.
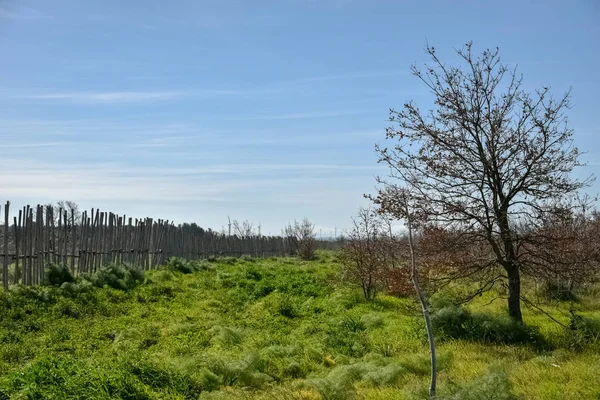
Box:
44;262;145;292
165;257;214;274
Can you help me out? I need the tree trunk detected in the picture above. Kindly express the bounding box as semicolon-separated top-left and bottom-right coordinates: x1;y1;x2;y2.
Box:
404;194;436;399
506;265;523;323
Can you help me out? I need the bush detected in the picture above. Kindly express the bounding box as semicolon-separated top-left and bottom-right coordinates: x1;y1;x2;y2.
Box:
44;263;75;286
431;304;546;347
83;263;145;291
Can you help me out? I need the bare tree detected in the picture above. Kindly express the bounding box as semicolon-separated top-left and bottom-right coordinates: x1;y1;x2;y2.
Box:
283;218;317;260
373;43;593;322
339;207;391;300
519;197;600;295
44;201;82;225
232;219;255;239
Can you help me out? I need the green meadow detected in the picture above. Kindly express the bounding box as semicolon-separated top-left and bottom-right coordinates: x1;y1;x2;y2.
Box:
0;252;598;399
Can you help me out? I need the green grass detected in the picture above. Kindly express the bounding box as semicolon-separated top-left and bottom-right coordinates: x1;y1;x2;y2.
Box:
0;251;598;399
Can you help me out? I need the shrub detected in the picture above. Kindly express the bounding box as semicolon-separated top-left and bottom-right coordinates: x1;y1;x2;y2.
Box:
44;263;75;286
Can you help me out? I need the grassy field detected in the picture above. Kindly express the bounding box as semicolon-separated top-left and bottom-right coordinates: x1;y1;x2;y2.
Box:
0;252;598;399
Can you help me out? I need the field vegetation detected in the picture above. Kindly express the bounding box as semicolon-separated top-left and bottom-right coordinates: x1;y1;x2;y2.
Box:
0;252;598;399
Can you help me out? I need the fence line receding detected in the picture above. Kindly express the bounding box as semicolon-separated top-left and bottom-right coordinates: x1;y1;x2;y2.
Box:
0;201;327;288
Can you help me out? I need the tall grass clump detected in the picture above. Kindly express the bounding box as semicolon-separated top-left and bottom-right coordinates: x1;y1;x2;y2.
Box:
83;263;145;291
165;257;195;274
561;309;600;351
325;315;370;357
445;365;517;400
537;280;578;302
44;263;75;286
431;303;546;347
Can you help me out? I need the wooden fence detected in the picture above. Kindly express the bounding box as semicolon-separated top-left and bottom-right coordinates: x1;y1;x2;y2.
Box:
0;201;322;288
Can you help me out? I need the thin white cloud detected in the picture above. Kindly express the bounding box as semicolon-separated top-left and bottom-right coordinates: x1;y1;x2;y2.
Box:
0;158;378;207
22;91;187;104
6;86;286;104
233;110;374;121
2;158;379;176
279;70;406;85
0;7;52;20
131;129;382;148
0;142;65;149
0;118;196;137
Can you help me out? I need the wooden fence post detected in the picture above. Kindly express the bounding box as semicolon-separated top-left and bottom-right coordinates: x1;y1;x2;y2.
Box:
3;201;9;290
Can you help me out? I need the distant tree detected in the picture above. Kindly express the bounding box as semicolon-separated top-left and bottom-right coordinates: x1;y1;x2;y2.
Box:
232;219;255;239
283;218;317;260
519;197;600;296
42;201;81;226
180;222;207;237
373;43;594;322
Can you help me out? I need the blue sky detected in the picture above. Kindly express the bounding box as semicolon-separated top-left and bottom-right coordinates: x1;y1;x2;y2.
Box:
0;0;598;235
